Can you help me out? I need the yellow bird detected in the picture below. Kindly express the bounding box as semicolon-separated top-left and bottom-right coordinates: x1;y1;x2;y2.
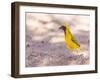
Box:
59;22;80;51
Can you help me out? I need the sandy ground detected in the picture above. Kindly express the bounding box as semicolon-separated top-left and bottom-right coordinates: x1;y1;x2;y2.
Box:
25;13;90;67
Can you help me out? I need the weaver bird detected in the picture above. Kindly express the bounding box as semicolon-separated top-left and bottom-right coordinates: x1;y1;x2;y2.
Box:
59;22;80;51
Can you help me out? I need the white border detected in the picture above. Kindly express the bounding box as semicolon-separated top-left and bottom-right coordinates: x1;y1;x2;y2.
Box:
19;6;95;74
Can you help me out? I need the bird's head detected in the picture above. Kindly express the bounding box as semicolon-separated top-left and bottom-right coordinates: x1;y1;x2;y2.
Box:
59;26;66;31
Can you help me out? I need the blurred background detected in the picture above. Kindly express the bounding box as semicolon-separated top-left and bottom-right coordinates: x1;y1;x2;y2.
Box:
25;13;90;67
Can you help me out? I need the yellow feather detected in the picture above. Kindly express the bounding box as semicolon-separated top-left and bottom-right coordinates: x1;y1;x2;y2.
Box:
64;22;80;51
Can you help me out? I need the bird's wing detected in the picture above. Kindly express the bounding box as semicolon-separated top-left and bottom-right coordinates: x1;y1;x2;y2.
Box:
71;37;80;47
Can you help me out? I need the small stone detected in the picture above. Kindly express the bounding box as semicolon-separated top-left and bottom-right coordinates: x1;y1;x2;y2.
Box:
26;44;30;47
41;41;44;43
